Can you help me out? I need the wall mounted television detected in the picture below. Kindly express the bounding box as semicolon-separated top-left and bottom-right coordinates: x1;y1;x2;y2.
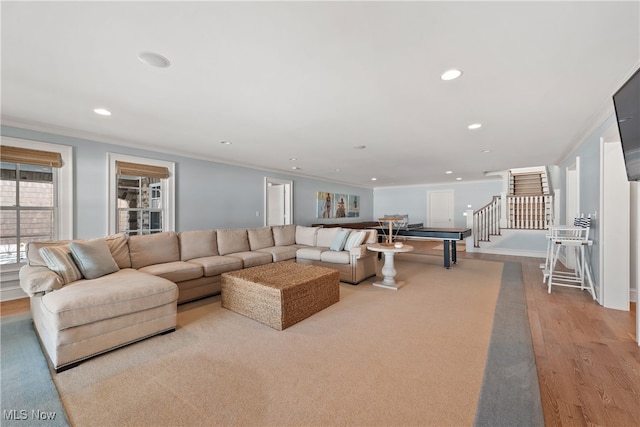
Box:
612;67;640;182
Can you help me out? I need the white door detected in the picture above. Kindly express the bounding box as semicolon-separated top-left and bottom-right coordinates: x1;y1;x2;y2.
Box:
265;177;293;226
427;190;454;228
267;184;285;226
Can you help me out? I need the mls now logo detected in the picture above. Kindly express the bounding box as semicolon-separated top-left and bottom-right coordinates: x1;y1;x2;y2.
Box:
3;409;57;421
3;410;28;420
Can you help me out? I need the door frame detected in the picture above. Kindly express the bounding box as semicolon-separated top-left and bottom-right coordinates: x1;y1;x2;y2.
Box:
264;177;293;226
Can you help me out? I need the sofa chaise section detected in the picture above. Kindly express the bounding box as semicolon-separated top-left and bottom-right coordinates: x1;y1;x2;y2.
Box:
31;269;177;372
20;234;178;372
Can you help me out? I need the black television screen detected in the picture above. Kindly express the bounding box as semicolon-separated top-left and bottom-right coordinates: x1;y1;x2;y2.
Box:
613;67;640;182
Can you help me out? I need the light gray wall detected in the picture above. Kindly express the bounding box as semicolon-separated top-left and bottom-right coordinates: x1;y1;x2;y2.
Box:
1;125;373;238
374;180;503;228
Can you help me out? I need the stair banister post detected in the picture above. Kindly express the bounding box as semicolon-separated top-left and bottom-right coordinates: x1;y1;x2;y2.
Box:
500;191;508;228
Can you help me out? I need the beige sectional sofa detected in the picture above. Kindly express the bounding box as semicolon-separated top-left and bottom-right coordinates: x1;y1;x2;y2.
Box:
19;225;377;371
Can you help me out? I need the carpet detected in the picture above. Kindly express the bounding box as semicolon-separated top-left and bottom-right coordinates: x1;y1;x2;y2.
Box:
52;258;503;426
0;314;70;427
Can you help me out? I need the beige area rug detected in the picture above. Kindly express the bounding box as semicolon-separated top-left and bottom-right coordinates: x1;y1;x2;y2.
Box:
53;258;503;427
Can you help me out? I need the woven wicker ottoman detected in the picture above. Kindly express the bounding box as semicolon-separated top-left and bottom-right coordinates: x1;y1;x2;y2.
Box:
221;262;340;330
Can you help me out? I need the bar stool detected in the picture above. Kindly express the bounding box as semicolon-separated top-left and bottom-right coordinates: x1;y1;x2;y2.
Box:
541;216;584;283
545;217;596;299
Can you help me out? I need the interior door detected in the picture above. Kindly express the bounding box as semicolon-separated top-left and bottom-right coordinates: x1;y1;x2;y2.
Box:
427;190;454;228
265;177;293;226
267;184;285;226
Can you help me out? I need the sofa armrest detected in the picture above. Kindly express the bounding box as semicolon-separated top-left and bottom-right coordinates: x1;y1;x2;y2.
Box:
349;244;372;259
19;265;63;297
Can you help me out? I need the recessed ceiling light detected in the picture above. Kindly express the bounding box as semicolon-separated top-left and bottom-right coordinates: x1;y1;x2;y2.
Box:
354;145;367;150
481;149;492;153
138;52;171;68
468;123;482;130
440;69;462;81
291;166;301;170
456;177;462;181
220;141;232;145
335;168;341;172
445;170;453;174
371;177;377;181
93;108;111;116
289;157;297;161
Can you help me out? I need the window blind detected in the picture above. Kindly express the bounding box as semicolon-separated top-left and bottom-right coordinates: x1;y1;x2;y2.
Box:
0;145;63;167
116;161;170;179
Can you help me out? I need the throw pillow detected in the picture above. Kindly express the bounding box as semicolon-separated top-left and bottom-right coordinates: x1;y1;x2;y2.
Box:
70;238;120;280
330;229;350;251
343;230;366;251
39;245;83;284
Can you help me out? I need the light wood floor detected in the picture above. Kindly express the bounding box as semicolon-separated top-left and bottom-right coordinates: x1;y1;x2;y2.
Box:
2;243;638;426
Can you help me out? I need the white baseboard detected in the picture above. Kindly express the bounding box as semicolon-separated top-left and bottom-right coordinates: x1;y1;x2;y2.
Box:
1;285;28;302
631;288;638;303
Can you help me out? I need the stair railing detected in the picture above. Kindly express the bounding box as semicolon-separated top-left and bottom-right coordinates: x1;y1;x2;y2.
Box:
473;195;501;247
507;195;553;229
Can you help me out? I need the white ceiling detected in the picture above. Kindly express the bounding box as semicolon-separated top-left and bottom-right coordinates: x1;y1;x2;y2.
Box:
2;1;639;188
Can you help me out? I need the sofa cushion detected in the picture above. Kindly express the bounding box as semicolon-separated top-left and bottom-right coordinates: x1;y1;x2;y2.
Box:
330;229;351;251
320;250;351;265
272;225;296;246
217;229;250;255
179;230;218;260
296;247;327;261
248;227;275;251
256;246;297;262
225;251;273;268
128;232;180;269
295;226;318;246
69;238;120;280
105;233;131;269
39;269;177;331
138;261;203;283
344;230;366;251
186;256;243;277
39;245;83;285
317;227;341;247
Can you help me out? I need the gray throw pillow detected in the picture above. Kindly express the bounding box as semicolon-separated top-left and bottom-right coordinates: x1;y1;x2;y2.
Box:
70;238;120;279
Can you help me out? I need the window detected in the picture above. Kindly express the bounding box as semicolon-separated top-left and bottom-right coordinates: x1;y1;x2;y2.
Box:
0;138;73;269
108;154;174;235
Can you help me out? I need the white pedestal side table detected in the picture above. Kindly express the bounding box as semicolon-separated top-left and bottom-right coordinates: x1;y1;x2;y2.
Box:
366;243;414;290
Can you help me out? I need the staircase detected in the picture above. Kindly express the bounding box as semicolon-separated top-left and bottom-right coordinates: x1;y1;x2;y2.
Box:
472;167;554;248
507;170;553;230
